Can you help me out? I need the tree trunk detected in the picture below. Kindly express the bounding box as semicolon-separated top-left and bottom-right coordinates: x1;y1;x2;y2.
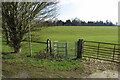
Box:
14;47;21;53
14;42;21;53
6;31;10;45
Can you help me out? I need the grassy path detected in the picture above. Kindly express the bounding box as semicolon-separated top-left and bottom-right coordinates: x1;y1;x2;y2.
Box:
2;54;84;78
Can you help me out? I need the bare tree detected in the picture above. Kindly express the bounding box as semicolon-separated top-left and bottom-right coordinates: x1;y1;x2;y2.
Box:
2;1;58;53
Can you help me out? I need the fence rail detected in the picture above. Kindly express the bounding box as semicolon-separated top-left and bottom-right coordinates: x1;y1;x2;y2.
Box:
53;41;77;58
83;40;120;63
53;39;120;63
22;39;52;55
84;41;120;45
22;40;47;44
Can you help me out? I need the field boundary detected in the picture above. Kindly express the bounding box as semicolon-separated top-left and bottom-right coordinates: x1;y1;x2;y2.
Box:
83;40;120;63
53;39;120;63
22;39;52;54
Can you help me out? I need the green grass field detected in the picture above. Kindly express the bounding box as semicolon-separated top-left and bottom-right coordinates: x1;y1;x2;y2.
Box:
31;26;118;43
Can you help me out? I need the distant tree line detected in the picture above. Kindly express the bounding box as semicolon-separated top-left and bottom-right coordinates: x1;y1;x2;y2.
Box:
41;18;115;26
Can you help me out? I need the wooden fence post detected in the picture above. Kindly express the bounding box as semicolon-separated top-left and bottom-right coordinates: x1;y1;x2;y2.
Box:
65;42;68;58
47;39;49;53
47;39;52;55
49;40;52;55
77;39;84;58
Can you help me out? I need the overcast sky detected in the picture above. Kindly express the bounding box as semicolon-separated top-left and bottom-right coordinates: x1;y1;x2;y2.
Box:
57;0;119;24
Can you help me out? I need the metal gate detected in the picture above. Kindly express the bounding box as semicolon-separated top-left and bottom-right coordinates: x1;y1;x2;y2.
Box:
53;41;77;58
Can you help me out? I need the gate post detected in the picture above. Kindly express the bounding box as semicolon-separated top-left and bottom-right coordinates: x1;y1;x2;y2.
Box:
65;42;68;58
47;39;52;55
77;39;84;58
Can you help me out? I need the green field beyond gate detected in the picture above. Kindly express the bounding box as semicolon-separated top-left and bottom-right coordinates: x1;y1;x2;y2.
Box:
32;26;118;43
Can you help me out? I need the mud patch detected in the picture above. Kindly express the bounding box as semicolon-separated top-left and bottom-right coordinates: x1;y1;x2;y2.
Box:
13;71;30;78
82;58;119;77
87;70;118;78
